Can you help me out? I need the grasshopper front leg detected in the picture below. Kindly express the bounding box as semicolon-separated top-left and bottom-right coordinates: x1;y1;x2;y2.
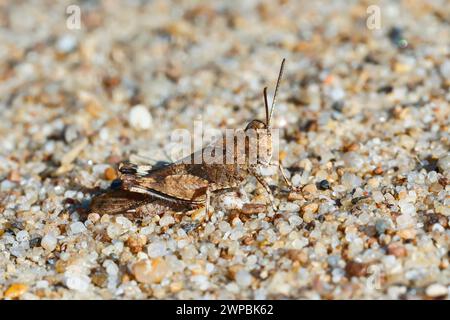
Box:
249;167;277;211
270;161;301;192
205;185;211;216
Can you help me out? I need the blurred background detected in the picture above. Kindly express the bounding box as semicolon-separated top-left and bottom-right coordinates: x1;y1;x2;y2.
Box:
0;1;449;159
0;0;449;300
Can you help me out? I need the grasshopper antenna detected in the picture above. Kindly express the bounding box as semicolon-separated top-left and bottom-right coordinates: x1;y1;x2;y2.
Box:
268;58;285;125
263;87;269;126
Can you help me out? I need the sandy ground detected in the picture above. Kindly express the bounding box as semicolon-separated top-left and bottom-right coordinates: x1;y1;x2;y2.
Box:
0;0;449;299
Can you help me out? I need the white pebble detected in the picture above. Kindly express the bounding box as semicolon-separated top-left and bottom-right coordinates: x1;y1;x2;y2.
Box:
440;60;450;78
99;127;110;141
259;165;277;176
57;35;77;53
277;221;292;235
41;234;57;251
16;230;29;242
1;180;15;191
291;237;308;249
218;221;231;233
220;194;243;210
235;269;252;287
425;283;448;298
103;259;119;276
92;164;110;176
64;190;77;198
159;214;175;227
330;86;345;101
398;201;416;216
54;185;64;195
36;280;49;289
437;155;450;173
396;214;414;229
140;225;155;236
343;152;364;170
347;238;364;257
70;222;87;234
431;223;445;233
65;274;90;292
288;215;302;226
229;228;244;240
291;174;302;187
107;223;123;239
341;172;362;189
192;275;210;291
116;216;132;230
147;241;167;258
279;202;300;212
129;105;152;130
372;191;385;203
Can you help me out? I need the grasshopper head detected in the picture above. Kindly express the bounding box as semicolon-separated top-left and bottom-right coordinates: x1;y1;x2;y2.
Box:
244;119;273;165
243;58;285;166
237;59;285;166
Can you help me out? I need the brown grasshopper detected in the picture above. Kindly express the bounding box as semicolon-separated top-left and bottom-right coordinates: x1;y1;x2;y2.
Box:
91;59;294;216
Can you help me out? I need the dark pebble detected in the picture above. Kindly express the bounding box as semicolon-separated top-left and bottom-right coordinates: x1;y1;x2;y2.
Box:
304;221;315;231
388;27;406;48
331;101;344;112
30;237;41;248
318;179;330;190
377;85;393;94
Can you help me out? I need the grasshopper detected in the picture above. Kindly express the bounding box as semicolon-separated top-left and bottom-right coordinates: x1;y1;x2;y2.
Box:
91;59;294;216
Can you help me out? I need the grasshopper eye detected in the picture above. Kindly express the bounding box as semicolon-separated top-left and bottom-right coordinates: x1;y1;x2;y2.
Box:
245;120;266;131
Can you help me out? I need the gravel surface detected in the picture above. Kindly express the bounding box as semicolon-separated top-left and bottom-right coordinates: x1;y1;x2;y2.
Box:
0;0;449;299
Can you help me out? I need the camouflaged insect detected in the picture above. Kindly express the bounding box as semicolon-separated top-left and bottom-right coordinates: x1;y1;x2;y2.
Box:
91;59;294;216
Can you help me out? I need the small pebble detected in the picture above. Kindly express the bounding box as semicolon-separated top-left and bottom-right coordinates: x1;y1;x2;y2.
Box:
373;166;384;175
41;234;57;251
302;203;318;214
302;183;317;194
147;241;167;258
375;219;389;234
317;180;330;190
104;167;118;180
437;155;450;173
56;34;77;53
65;275;90;292
4;283;28;299
106;223;123;239
387;243;407;258
397;228;417;240
16;230;29;242
159;214;175;227
8;170;21;182
372;191;385;203
126;234;147;253
132;258;169;284
235;269;252;288
129;105;152;130
341;172;362;189
70;222;87;234
425;284;448;298
345;261;367;277
1;180;16;191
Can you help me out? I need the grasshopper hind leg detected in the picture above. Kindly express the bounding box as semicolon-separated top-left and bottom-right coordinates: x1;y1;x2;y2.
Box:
205;186;211;216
